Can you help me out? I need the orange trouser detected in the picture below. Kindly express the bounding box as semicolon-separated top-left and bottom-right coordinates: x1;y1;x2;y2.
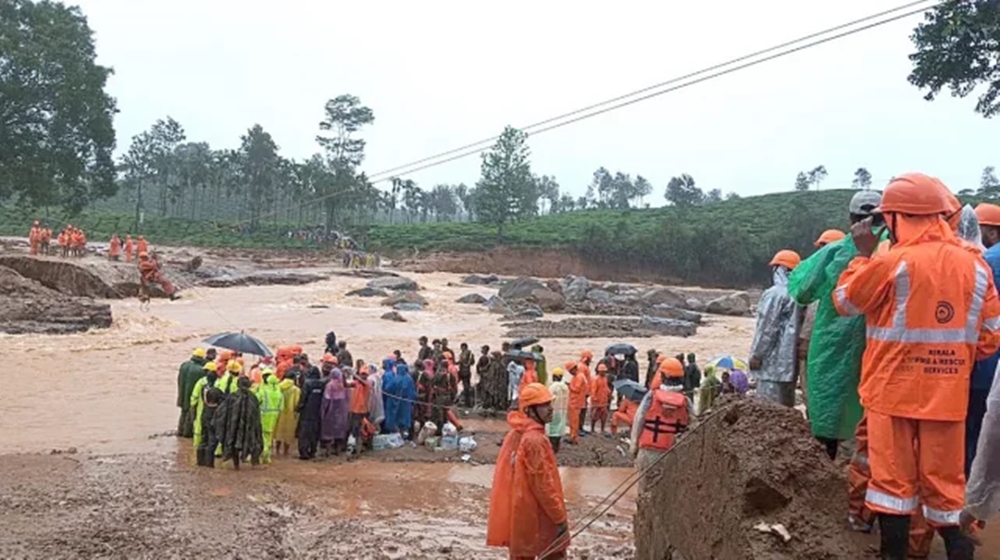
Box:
850;414;934;558
568;406;582;442
610;411;631;435
143;273;175;295
866;410;965;528
29;241;39;255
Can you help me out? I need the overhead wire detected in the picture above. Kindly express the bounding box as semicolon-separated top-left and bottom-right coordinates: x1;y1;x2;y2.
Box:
238;0;939;227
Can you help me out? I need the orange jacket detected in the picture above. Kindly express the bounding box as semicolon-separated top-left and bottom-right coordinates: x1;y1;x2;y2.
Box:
138;259;159;281
137;238;148;254
486;411;532;547
589;375;611;408
617;398;638;422
350;378;371;414
519;363;538;393
509;422;569;557
568;372;588;409
109;236;121;257
638;389;689;451
577;362;592;395
834;215;1000;421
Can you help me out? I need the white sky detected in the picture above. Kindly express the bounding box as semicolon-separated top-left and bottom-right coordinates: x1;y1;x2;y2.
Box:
74;0;995;202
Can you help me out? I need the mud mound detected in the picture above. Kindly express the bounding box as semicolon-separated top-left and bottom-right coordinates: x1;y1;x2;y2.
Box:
0;266;112;334
505;317;697;339
200;271;328;288
0;255;139;299
634;398;866;560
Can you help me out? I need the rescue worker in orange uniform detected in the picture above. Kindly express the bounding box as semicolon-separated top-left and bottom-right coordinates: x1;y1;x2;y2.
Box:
833;173;1000;560
41;228;51;255
28;221;41;255
630;357;692;474
138;252;179;300
648;355;683;390
610;395;639;436
815;229;846;248
519;357;539;393
576;351;593;435
486;383;569;559
589;364;612;435
566;361;587;444
124;235;134;263
136;235;148;257
109;234;122;261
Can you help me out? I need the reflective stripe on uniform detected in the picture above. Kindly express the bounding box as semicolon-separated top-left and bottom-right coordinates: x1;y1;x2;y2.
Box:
865;487;919;514
835;285;862;316
867;262;990;344
923;504;962;526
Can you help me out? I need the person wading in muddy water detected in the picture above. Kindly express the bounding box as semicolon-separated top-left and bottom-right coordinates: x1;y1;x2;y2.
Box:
487;383;569;560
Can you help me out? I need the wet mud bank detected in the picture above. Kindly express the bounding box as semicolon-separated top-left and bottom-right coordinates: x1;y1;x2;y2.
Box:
0;265;111;334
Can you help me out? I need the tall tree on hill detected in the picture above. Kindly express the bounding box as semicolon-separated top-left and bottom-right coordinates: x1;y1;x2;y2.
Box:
400;179;422;223
173;142;213;219
981;166;1000;200
705;188;723;203
475;126;534;239
808;165;828;190
794;172;811;191
0;0;117;213
454;183;472;220
315;94;375;230
534;175;560;215
725;192;741;200
909;1;1000;117
851;167;873;190
665;174;703;206
429;184;459;221
237;124;281;230
634;175;653;207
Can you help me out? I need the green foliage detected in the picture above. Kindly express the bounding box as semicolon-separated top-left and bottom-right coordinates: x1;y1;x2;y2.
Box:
665;174;702;206
852;167;873;190
474;126;534;238
909;0;1000;116
0;0;117;213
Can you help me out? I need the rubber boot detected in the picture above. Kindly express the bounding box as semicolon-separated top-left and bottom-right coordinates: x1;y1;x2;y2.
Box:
939;526;975;560
878;513;911;560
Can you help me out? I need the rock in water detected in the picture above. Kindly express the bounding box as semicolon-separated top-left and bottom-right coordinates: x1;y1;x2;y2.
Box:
201;271;328;288
562;276;592;302
368;276;419;291
641;287;688;308
486;295;512;315
649;304;703;324
705;292;752;316
381;291;427;307
456;293;488;305
393;302;424;312
462;274;499;285
380;311;407;322
634;398;867;560
346;287;390;298
529;287;565;312
510;304;544;319
685;297;707;312
498;276;547;300
0;265;112;334
586;289;613;304
638;316;697;337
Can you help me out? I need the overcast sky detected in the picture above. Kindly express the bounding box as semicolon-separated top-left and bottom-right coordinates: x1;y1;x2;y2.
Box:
74;0;995;202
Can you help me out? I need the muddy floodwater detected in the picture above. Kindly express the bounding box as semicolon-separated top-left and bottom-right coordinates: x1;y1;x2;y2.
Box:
0;268;752;558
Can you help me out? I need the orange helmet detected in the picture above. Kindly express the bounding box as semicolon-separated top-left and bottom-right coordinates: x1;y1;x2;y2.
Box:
877;173;956;216
769;249;801;271
580;350;594;361
976;204;1000;227
655;355;666;364
138;251;149;259
814;229;845;248
519;382;554;408
658;358;684;378
322;352;338;365
563;361;576;372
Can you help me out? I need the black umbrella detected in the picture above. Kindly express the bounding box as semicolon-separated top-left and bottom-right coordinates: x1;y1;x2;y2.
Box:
510;337;539;349
605;343;638;356
506;349;543;362
613;379;647;402
203;331;273;357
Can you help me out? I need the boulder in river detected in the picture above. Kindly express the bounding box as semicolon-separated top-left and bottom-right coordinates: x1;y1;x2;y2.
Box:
0;265;112;334
642;287;688;308
462;274;499;285
639;315;698;337
685;297;707;312
380;311;407;322
456;293;488;305
393;302;425;312
498;276;547;300
509;304;544;320
562;276;592;302
649;304;703;324
530;287;565;312
368;276;419;292
346;287;390;298
382;291;427;307
202;271;328;288
486;295;512;315
705;292;752;316
586;289;613;304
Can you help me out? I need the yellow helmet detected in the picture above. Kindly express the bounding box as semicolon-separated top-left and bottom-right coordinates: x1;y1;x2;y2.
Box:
203;362;218;372
227;360;242;373
192;348;207;359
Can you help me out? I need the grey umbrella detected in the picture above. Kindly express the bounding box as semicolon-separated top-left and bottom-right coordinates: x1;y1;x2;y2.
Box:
613;378;647;402
605;343;638;356
203;331;273;357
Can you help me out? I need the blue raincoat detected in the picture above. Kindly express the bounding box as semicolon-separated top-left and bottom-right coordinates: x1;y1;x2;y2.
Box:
381;358;399;434
394;363;416;433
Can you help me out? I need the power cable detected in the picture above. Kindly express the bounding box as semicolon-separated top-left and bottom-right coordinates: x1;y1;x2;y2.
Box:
365;0;938;181
242;0;938;226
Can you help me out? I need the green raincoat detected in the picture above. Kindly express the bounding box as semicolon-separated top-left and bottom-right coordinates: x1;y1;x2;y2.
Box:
257;375;283;463
787;235;870;440
190;375;213;448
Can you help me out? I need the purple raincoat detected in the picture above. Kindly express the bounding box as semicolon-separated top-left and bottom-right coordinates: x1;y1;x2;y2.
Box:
320;368;350;443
